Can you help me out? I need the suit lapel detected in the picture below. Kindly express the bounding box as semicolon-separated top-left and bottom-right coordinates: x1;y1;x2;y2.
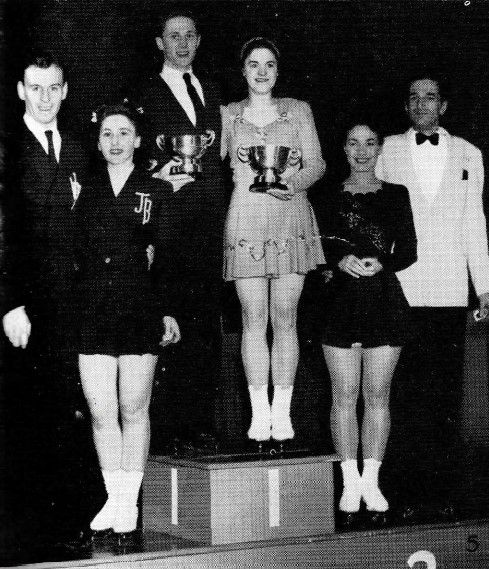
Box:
113;169;137;219
50;134;78;208
161;78;198;130
399;131;427;210
436;134;456;200
21;128;56;205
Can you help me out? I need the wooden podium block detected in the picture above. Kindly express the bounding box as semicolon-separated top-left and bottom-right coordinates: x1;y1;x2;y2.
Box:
143;453;339;545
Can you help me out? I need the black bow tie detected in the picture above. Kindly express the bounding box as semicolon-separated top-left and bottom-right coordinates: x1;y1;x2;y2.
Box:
415;132;439;146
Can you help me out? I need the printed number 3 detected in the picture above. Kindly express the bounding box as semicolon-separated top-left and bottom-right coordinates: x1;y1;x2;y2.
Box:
466;534;479;553
407;550;436;569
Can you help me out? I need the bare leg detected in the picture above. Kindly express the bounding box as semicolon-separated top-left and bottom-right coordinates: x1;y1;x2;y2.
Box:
235;278;272;440
322;345;362;459
362;346;401;460
360;345;402;512
79;354;121;470
270;273;305;387
268;274;305;440
116;353;157;533
322;345;363;512
119;354;158;472
235;277;270;387
79;354;121;530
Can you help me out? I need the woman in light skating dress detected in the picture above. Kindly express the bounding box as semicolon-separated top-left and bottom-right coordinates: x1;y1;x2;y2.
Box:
221;37;326;442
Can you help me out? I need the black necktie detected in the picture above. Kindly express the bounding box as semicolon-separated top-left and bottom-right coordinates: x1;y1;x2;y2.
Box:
183;72;204;127
415;132;439;146
45;130;56;162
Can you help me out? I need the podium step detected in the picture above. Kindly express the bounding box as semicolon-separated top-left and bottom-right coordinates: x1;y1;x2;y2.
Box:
143;452;339;545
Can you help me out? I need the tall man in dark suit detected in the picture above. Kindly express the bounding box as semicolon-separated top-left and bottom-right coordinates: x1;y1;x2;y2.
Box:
138;12;225;448
3;51;93;544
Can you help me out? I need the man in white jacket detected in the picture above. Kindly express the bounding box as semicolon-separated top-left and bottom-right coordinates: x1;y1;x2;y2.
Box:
376;71;489;515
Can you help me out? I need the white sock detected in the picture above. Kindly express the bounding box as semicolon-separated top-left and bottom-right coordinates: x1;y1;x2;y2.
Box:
248;384;270;416
341;459;361;486
271;385;293;418
271;385;294;440
339;459;361;512
362;458;381;485
119;470;144;508
247;384;271;441
90;468;122;531
361;458;388;512
114;470;144;533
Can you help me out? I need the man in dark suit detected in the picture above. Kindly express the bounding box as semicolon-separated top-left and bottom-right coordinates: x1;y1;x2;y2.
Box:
3;50;94;545
138;11;225;449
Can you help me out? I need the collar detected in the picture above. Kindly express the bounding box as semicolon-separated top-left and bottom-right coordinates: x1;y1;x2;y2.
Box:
161;63;194;83
408;126;449;140
23;113;59;137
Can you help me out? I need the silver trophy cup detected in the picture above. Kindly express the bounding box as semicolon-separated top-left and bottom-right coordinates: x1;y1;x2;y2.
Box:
156;130;215;180
237;145;302;192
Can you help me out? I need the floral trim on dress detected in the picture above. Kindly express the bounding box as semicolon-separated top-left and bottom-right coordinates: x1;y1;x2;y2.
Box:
225;234;321;261
232;100;291;143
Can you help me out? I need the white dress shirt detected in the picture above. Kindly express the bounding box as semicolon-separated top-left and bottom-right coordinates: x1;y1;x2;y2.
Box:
409;126;448;202
160;64;205;127
23;113;61;162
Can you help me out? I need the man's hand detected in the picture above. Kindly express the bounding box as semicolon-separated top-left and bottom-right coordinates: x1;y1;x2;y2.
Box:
474;291;489;321
160;316;181;348
3;306;31;348
152;159;194;192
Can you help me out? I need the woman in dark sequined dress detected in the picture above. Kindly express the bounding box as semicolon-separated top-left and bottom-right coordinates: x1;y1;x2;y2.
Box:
320;121;417;520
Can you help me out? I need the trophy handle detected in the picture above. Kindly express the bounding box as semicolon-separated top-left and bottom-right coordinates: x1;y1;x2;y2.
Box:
288;148;302;167
156;135;166;151
204;130;215;147
237;145;250;163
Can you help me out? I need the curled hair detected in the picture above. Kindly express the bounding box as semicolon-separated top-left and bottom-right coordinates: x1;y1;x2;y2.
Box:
240;37;280;67
91;99;145;136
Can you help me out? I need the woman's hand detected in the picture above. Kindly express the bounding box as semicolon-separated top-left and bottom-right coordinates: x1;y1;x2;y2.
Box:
322;269;334;284
361;257;383;276
266;183;294;201
160;316;181;347
338;255;380;278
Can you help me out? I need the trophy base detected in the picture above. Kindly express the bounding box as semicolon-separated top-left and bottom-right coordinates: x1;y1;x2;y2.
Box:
249;181;288;193
169;165;203;181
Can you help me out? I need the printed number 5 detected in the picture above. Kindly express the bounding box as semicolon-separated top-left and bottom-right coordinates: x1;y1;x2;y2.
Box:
407;550;436;568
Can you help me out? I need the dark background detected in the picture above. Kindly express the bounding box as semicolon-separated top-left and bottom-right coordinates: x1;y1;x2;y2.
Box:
2;0;489;559
3;0;489;180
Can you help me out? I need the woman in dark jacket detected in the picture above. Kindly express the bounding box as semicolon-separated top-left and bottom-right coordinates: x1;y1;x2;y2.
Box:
75;102;180;535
